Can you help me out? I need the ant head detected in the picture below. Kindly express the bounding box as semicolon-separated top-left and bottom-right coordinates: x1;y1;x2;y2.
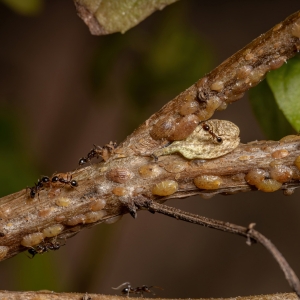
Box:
52;242;61;250
52;176;59;183
202;123;210;131
41;176;50;183
121;288;130;295
28;248;36;256
70;180;78;187
79;158;87;166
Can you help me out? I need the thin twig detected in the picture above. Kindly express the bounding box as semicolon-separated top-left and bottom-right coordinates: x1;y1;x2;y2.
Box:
145;201;300;297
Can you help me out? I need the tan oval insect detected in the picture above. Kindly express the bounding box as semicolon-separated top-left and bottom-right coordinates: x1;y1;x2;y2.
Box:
256;179;282;192
21;232;44;247
90;199;106;211
153;119;240;160
152;180;178;196
107;168;132;183
194;175;223;190
42;224;64;238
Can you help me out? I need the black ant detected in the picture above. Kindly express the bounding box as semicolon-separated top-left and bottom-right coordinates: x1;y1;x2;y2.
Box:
28;241;63;259
79;144;103;166
112;282;163;297
79;141;117;166
202;122;223;143
51;173;78;188
27;176;50;199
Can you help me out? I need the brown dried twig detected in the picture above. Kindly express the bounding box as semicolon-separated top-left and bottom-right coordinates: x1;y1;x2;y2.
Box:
144;201;300;296
0;291;297;300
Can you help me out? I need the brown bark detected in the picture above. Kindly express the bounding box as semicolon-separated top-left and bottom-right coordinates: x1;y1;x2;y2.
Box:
0;291;297;300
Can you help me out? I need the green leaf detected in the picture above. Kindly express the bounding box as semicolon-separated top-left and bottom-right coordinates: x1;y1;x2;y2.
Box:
249;79;294;140
1;0;43;15
267;55;300;132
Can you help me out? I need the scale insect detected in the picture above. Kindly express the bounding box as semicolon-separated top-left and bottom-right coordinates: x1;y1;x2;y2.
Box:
153;119;240;160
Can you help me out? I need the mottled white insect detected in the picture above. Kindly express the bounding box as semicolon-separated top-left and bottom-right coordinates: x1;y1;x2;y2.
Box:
153;119;240;160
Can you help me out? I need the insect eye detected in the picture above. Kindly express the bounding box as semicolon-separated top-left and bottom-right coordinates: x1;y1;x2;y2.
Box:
79;158;87;165
28;248;35;255
121;288;129;294
42;176;50;183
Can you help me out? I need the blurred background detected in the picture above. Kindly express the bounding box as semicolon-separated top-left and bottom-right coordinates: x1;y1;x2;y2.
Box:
0;0;299;298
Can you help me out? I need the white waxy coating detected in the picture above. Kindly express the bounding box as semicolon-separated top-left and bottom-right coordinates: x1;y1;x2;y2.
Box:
0;246;9;260
104;215;122;224
84;211;107;223
153;119;240;160
21;232;44;247
42;224;64;238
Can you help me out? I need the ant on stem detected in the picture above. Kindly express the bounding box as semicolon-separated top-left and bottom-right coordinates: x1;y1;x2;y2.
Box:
112;282;163;297
28;240;64;259
51;173;78;188
27;176;51;199
201;122;223;143
79;141;117;166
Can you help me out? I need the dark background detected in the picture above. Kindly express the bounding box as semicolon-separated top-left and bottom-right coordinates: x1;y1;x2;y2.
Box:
0;0;299;298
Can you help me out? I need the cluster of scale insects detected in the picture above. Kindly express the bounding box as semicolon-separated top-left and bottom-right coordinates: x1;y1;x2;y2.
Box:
27;142;117;199
25;141;118;258
27;141;118;199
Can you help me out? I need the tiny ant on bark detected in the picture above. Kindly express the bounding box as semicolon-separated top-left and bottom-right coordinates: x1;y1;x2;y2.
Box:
28;241;63;259
51;173;78;188
112;282;163;297
79;141;117;166
202;122;223;143
27;176;51;199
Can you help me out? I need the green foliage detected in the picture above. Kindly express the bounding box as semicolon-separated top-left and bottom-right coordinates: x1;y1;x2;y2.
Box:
267;55;300;132
0;0;43;15
0;109;37;196
0;107;61;290
90;2;214;133
249;80;294;140
12;252;62;291
77;0;179;34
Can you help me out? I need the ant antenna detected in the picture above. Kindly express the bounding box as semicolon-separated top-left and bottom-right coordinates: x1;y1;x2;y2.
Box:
112;282;131;290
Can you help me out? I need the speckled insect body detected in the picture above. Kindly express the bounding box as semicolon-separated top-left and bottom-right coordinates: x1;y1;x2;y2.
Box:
153;119;240;160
